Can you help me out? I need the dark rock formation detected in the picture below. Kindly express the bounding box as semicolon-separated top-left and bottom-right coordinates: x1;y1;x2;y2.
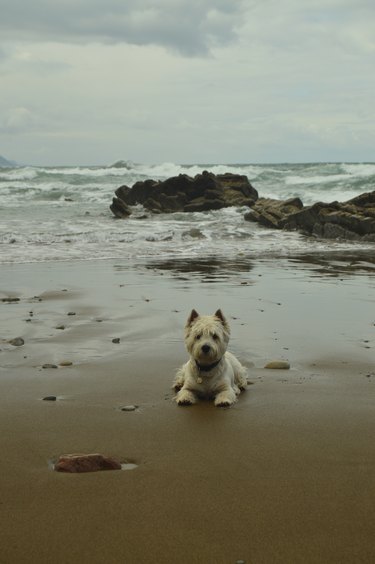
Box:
244;197;303;229
54;453;122;473
110;171;258;217
245;191;375;241
110;169;375;240
110;197;132;218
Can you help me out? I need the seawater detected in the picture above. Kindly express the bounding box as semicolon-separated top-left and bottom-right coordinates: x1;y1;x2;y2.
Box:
0;161;374;265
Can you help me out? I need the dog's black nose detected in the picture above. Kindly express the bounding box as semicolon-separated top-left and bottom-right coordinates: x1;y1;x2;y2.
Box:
201;344;210;354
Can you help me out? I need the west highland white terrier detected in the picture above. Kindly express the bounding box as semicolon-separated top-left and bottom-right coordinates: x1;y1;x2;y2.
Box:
173;309;247;407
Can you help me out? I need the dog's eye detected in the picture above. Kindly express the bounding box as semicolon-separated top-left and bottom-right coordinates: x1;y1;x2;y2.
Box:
195;334;202;340
212;333;219;340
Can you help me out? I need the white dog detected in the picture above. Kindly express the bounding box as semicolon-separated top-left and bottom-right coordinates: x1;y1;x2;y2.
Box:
173;309;247;407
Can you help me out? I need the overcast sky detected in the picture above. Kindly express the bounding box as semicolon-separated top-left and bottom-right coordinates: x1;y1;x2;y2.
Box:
1;0;374;165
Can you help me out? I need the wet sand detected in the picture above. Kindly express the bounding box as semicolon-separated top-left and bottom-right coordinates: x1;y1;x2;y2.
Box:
1;256;375;563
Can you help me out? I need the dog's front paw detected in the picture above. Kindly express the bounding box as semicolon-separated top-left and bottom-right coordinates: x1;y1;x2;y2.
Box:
214;391;236;408
215;399;233;408
176;389;197;406
177;398;193;406
173;368;185;392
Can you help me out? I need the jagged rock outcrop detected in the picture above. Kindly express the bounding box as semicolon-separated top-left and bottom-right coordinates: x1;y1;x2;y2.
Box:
244;197;304;229
110;169;375;241
245;191;375;241
110;171;258;217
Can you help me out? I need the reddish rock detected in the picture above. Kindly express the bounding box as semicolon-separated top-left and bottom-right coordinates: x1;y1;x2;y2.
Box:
54;453;122;473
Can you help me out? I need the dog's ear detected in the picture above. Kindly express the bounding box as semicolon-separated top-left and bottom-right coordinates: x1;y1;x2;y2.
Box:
214;309;230;331
187;309;199;326
214;309;226;324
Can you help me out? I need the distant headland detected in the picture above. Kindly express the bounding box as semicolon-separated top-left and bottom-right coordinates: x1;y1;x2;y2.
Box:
0;155;17;167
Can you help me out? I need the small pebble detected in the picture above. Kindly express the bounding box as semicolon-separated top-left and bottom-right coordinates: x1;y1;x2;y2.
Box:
67;312;76;316
9;337;24;347
121;405;137;412
43;396;57;401
42;364;58;369
112;338;120;344
264;360;290;370
59;361;73;366
56;325;66;330
2;297;20;303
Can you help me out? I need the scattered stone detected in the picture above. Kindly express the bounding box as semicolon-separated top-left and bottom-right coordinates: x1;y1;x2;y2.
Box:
2;297;20;303
54;453;122;473
264;360;290;370
59;361;73;366
121;405;137;412
42;364;58;369
9;337;24;347
56;325;66;330
182;228;206;239
43;396;57;401
67;312;76;316
112;338;120;344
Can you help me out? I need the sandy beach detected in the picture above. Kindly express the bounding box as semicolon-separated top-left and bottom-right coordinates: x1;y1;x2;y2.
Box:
1;254;375;563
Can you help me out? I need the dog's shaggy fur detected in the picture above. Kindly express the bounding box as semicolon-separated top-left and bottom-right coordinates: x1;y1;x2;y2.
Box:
173;309;247;407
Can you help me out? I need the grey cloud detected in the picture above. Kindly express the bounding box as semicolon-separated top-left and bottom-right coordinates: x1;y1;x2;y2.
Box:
0;0;246;55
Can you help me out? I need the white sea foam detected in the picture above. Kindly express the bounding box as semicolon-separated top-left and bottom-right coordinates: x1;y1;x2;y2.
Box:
341;163;375;177
0;161;374;264
0;167;38;181
286;173;349;185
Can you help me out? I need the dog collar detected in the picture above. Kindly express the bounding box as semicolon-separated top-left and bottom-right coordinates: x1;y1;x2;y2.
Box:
195;358;222;373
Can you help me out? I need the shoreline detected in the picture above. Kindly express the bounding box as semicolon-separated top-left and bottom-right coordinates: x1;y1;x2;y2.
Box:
1;256;375;563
